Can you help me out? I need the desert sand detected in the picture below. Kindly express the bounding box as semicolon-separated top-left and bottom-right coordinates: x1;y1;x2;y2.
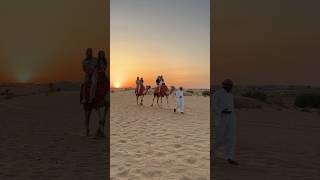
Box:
213;108;320;179
0;89;107;180
111;90;210;180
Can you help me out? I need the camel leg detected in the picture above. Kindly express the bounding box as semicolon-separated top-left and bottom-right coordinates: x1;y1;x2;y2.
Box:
95;107;105;137
166;95;169;107
140;95;144;105
84;106;92;136
151;95;155;106
136;96;139;105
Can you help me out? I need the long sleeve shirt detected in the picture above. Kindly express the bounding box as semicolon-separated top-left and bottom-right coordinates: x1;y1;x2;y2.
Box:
213;88;234;115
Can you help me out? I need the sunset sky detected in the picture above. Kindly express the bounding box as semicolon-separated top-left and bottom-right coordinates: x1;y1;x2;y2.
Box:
0;0;108;83
213;0;320;86
111;0;210;88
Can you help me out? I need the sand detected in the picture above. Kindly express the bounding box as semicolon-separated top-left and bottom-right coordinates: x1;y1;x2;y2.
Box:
0;91;107;180
111;90;210;180
213;108;320;180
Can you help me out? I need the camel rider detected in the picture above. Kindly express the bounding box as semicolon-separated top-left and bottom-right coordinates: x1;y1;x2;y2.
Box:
156;76;161;93
158;75;164;93
136;77;140;94
82;48;98;103
139;77;144;93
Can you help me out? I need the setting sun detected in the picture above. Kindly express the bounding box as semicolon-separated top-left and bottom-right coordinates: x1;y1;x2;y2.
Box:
17;72;31;83
114;83;121;88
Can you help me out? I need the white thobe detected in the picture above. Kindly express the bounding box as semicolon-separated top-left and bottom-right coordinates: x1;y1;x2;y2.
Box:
175;90;184;112
213;88;236;160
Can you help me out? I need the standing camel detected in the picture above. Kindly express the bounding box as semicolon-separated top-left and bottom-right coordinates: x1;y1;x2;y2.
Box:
80;83;109;137
151;85;175;107
136;85;151;105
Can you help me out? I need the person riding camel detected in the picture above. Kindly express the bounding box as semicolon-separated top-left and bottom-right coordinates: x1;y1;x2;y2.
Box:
96;50;108;100
81;48;98;103
136;77;140;94
156;76;161;93
138;77;144;94
158;75;164;93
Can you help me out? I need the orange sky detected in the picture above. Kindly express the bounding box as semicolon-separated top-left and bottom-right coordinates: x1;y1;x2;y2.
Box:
212;0;320;86
110;0;210;89
0;0;108;83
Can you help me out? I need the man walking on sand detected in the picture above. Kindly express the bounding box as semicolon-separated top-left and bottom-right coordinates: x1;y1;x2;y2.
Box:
213;79;238;165
174;86;184;114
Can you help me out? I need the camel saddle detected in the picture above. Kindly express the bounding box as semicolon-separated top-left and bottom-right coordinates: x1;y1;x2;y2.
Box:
135;85;145;96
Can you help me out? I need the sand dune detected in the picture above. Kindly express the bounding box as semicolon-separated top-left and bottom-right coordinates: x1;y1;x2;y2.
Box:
213;108;320;180
111;90;210;180
0;91;107;180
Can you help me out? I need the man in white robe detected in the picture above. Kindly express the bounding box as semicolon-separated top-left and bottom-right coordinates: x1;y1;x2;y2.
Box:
213;79;238;165
174;86;184;113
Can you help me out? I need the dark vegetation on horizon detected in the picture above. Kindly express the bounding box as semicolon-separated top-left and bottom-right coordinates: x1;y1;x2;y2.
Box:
295;93;320;108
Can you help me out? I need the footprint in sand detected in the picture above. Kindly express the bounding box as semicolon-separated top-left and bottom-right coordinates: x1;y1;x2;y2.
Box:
132;168;142;174
156;152;166;157
119;140;126;143
173;144;182;149
185;157;197;164
176;154;184;158
135;153;143;158
117;169;130;177
141;168;163;178
180;176;192;180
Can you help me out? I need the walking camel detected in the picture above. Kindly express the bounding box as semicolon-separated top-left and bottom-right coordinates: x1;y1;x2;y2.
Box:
136;85;151;105
151;85;175;107
80;82;109;137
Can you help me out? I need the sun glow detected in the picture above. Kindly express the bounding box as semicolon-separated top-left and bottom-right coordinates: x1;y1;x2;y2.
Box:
114;83;121;88
17;72;31;82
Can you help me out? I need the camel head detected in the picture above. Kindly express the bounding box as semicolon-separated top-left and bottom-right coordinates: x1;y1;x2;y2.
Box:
169;86;176;95
144;85;151;95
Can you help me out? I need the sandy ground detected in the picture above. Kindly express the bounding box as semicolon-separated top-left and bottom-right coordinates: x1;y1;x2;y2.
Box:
213;109;320;180
111;90;210;180
0;91;107;180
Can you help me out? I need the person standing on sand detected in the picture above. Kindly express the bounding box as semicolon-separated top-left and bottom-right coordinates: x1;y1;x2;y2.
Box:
82;48;98;103
174;86;184;113
213;79;238;165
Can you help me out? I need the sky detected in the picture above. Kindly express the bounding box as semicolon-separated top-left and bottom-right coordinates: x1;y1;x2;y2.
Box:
0;0;108;83
111;0;210;88
213;0;320;86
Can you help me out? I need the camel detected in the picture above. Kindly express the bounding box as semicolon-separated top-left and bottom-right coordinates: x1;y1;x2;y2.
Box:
151;85;175;107
136;85;151;105
80;83;109;138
